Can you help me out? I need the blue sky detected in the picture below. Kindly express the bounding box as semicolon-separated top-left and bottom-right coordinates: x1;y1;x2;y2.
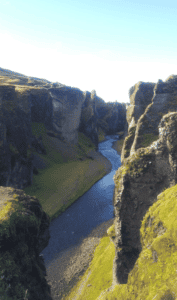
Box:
0;0;177;103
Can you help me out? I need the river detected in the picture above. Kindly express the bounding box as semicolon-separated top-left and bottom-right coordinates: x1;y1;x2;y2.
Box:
41;134;121;268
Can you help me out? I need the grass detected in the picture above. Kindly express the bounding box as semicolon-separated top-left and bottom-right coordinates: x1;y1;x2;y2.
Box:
23;122;109;223
62;135;177;300
65;183;177;300
93;184;177;300
64;233;115;300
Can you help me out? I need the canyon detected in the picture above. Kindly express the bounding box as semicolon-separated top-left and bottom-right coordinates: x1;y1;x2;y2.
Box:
1;66;177;300
0;67;126;299
65;75;177;300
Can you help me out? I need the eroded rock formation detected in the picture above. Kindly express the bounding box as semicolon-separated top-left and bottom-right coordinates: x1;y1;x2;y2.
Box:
0;187;52;299
122;76;177;163
113;76;177;285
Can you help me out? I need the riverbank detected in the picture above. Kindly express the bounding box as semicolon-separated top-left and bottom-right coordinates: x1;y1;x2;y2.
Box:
23;127;113;223
43;136;124;300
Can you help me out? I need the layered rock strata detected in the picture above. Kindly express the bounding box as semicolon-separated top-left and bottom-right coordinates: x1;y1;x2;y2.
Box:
113;111;177;284
0;187;52;300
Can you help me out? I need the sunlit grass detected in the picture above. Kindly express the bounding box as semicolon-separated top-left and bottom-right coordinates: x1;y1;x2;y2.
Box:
65;234;115;300
96;184;177;300
63;184;177;300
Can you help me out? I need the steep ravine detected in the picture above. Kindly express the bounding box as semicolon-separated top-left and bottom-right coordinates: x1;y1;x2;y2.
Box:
40;135;122;299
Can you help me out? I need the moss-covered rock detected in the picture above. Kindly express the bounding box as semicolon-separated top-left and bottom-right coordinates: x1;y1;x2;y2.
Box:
112;111;177;285
95;183;177;300
0;186;52;300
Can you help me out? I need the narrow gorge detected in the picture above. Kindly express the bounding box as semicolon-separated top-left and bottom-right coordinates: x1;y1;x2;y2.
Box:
1;67;177;300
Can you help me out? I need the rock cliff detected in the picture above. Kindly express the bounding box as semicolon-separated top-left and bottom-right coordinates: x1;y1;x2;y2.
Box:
121;81;156;162
112;75;177;286
0;186;52;299
121;76;177;163
0;67;127;190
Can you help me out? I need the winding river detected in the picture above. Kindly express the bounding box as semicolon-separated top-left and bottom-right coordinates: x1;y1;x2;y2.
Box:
41;134;121;269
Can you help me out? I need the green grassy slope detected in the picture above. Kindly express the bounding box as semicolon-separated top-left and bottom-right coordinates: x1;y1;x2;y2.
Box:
23;122;108;223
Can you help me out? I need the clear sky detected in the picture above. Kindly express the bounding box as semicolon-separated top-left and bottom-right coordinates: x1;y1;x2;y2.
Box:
0;0;177;103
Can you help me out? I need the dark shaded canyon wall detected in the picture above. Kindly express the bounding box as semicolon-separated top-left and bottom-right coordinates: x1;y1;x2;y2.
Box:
112;75;177;285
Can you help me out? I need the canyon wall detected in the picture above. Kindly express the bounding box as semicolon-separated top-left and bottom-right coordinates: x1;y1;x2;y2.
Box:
113;75;177;285
0;68;127;190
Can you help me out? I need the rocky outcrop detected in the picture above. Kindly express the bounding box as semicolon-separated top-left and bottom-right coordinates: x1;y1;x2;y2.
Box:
0;186;52;300
113;108;177;284
0;71;86;189
130;76;177;156
0;68;86;145
127;81;155;128
121;77;177;163
48;86;85;144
